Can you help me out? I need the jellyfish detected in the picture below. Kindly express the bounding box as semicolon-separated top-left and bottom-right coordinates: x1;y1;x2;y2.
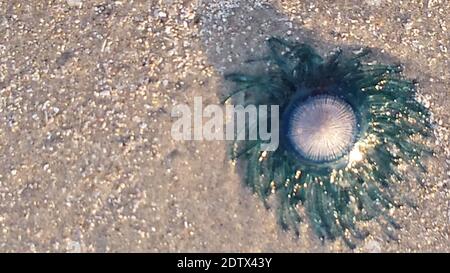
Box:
224;37;434;248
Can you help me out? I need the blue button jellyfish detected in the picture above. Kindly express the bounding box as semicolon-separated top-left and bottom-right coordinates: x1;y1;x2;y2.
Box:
224;37;434;248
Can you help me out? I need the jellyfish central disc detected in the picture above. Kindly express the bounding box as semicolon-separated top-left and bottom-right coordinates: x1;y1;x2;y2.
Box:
287;95;357;162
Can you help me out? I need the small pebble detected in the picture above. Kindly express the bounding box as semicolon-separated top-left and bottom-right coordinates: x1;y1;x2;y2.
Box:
66;0;83;8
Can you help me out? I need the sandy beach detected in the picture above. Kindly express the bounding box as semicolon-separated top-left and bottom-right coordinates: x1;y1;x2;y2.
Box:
0;0;448;252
